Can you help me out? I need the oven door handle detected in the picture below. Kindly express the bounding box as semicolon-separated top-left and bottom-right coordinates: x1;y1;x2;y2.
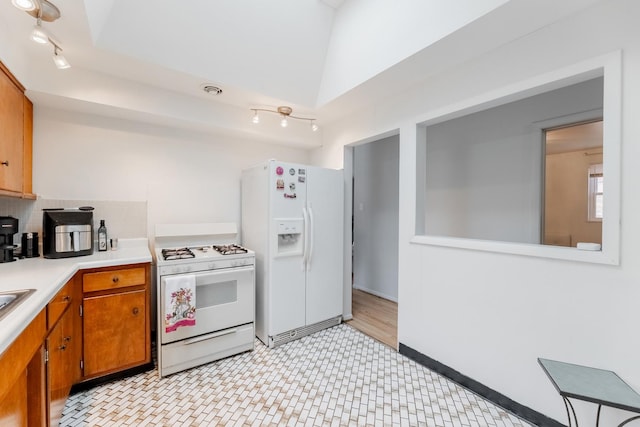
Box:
189;265;254;282
183;328;238;345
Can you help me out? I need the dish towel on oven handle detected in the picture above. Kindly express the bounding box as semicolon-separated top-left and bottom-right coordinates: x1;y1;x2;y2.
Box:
164;274;196;333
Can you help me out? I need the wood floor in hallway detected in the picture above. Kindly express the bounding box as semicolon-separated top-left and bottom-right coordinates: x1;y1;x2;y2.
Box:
347;288;398;349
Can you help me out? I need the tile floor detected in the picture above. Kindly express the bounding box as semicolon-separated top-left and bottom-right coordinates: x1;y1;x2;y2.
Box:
61;324;532;426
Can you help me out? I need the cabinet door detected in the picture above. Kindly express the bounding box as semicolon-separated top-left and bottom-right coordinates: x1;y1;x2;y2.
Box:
83;290;147;378
47;310;76;427
0;67;24;193
0;369;27;426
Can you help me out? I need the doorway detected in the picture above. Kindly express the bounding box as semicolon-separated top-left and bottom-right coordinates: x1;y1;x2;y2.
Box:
346;134;399;349
543;120;603;247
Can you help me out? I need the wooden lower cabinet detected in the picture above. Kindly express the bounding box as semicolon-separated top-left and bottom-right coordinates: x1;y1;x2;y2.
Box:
80;263;151;381
0;310;46;427
83;289;147;377
47;305;78;427
0;370;28;426
0;262;150;426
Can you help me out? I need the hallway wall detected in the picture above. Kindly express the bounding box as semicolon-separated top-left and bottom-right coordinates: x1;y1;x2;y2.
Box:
353;135;400;301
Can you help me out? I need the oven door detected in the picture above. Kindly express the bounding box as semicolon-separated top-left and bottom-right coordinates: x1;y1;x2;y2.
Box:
160;265;254;345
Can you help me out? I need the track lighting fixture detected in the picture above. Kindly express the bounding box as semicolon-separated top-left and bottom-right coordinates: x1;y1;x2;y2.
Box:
250;106;319;132
13;0;69;69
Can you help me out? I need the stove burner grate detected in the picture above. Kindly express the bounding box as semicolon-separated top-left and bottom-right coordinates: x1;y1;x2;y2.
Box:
161;247;195;260
212;244;248;255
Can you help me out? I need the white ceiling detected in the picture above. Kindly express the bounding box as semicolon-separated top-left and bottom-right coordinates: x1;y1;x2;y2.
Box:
0;0;603;148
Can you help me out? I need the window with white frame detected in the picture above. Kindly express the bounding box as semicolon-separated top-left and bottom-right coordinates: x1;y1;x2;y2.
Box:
588;163;603;222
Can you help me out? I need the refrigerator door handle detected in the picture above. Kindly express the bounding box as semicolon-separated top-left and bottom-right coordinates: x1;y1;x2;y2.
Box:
302;207;309;270
307;203;314;271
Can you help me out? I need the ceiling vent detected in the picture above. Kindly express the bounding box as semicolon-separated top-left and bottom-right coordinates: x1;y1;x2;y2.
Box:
202;85;223;96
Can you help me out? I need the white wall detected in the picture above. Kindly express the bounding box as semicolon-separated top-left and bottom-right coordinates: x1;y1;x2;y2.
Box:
313;0;640;424
353;135;399;301
33;107;310;240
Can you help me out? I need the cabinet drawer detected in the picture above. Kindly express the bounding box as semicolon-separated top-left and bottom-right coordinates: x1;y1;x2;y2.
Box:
47;280;73;329
83;267;146;293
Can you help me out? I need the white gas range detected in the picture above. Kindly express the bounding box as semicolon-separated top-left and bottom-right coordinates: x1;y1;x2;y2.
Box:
153;223;255;378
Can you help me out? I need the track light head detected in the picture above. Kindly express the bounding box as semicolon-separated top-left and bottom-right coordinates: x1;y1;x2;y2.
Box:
52;46;70;69
31;19;50;44
12;0;36;11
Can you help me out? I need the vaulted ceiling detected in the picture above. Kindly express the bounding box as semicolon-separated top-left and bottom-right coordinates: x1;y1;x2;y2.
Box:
0;0;602;147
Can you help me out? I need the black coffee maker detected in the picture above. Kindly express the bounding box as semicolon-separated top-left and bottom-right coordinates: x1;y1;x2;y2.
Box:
0;216;18;263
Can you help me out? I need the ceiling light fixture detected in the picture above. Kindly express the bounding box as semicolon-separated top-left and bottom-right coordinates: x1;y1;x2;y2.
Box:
31;18;50;43
250;106;319;132
13;0;61;21
52;44;70;69
11;0;36;12
14;0;69;69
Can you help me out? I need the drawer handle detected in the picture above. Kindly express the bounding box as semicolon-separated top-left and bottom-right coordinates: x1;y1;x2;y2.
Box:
132;307;139;315
63;336;71;342
1;161;8;166
183;328;237;345
62;295;71;302
112;276;120;283
58;344;66;351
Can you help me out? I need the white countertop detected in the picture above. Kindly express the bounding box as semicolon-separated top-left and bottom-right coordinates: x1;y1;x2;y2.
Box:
0;238;152;356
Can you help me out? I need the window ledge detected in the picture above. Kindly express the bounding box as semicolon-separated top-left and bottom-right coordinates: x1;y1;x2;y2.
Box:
410;235;618;265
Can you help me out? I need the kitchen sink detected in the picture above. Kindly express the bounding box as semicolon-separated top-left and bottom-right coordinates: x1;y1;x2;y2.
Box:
0;289;35;322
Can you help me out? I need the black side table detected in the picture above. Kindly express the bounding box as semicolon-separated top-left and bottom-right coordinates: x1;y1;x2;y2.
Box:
538;358;640;427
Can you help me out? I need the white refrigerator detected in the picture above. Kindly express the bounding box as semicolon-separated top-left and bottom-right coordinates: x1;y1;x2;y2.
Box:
241;160;344;347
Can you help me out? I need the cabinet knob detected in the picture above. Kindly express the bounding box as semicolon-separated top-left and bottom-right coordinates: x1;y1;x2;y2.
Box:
112;276;119;283
63;336;71;343
58;344;67;351
132;307;139;315
62;295;71;302
1;161;8;166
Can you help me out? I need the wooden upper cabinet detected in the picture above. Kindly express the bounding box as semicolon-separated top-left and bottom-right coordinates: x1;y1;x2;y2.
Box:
0;62;24;194
0;60;34;198
22;96;34;199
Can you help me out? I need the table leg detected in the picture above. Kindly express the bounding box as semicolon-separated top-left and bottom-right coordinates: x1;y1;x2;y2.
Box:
619;415;640;427
597;405;602;427
563;397;579;427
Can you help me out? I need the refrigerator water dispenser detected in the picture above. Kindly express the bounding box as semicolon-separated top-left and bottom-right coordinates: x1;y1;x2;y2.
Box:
275;219;303;256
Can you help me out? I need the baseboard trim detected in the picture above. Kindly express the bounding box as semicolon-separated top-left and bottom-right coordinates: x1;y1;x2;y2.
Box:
398;343;564;427
352;285;398;303
70;361;155;394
